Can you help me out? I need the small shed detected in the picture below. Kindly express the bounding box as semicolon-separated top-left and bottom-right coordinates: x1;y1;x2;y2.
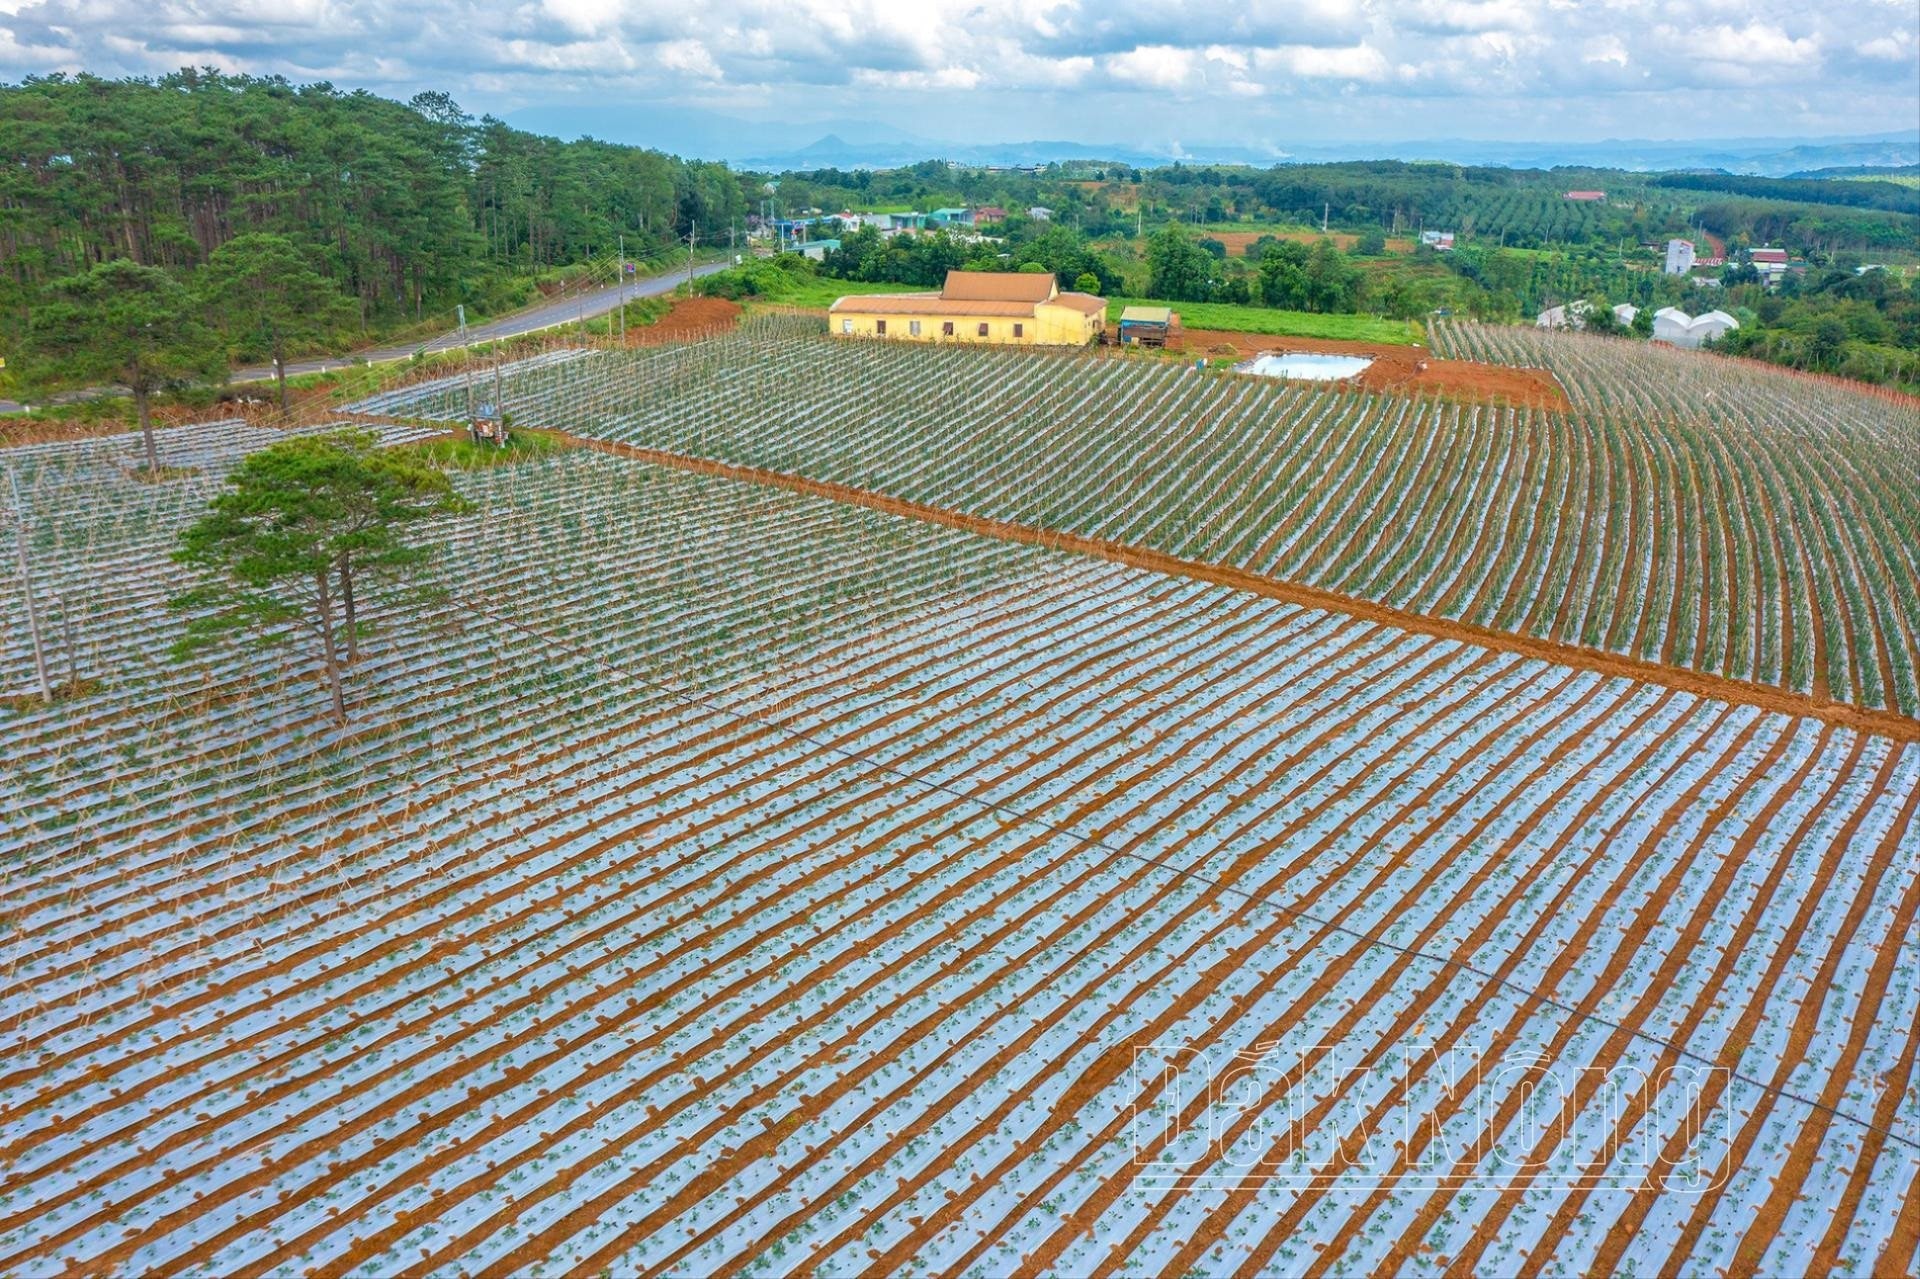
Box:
1118;305;1175;346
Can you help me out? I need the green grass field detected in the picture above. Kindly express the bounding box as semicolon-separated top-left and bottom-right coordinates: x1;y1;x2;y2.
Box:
745;276;908;311
1109;299;1422;346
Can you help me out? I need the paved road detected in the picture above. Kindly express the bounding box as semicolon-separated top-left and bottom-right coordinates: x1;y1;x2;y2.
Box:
0;260;731;412
231;260;732;383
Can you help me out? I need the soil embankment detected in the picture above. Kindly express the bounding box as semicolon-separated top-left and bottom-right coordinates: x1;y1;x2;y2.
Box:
1175;326;1570;411
625;296;742;346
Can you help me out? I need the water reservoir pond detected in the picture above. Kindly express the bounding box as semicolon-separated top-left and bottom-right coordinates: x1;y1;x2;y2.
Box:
1241;352;1374;381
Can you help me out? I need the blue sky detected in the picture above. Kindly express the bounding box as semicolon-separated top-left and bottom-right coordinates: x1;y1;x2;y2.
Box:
2;0;1915;149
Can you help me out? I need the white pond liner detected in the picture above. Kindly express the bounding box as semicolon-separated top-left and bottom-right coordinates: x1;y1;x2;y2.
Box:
1239;352;1374;382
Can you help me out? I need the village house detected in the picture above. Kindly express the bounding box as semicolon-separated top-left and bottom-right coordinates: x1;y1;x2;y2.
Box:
1750;246;1791;287
829;271;1106;346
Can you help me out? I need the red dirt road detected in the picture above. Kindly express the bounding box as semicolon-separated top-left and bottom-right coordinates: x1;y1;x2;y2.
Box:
560;432;1920;745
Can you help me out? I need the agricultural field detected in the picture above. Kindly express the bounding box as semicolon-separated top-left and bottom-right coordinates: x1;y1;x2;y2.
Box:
4;319;1919;1276
363;322;1920;721
1105;298;1422;345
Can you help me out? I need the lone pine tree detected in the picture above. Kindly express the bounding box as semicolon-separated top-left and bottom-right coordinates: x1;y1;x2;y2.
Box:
170;431;472;724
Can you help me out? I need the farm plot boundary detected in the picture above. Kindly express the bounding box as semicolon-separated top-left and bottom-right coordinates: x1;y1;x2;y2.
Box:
548;428;1920;745
355;322;1920;720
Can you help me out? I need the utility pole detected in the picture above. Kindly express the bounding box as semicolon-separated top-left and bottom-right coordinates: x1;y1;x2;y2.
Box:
59;592;77;689
617;233;626;342
457;304;475;424
686;222;697;289
6;467;51;701
1322;202;1329;233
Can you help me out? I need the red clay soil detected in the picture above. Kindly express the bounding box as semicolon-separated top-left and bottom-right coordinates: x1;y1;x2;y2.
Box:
1173;326;1571;411
1206;230;1418;256
0;401;234;450
562;431;1920;745
624;295;742;346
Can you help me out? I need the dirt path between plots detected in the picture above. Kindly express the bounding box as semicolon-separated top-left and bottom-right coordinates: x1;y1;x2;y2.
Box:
1173;327;1571;411
557;432;1920;745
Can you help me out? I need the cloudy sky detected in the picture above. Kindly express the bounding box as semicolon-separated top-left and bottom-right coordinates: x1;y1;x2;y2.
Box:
1;0;1915;148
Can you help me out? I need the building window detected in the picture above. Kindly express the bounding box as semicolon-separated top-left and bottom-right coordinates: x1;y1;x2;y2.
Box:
876;320;886;335
977;322;989;337
942;321;954;336
1013;323;1024;338
910;320;921;336
841;319;852;334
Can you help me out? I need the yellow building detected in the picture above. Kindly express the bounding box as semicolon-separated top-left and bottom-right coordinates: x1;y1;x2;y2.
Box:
829;271;1106;346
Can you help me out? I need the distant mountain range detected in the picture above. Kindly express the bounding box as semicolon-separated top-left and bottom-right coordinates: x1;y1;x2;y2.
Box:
500;105;1918;178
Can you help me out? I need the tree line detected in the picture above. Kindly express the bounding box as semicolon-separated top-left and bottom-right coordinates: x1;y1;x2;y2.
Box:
1653;171;1918;216
0;71;746;378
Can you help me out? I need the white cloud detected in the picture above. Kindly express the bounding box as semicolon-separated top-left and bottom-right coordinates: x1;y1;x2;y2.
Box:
655;37;722;81
1582;35;1629;67
1255;43;1390;82
1104;44;1197;91
1686;20;1823;67
540;0;622;38
0;0;1910;144
1405;1;1535;36
1855;31;1912;61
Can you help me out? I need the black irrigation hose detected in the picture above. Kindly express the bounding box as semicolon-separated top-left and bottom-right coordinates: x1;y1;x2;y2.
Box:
465;594;1920;1161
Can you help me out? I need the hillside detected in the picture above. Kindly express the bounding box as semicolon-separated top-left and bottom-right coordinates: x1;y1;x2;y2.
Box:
3;324;1918;1271
0;73;744;371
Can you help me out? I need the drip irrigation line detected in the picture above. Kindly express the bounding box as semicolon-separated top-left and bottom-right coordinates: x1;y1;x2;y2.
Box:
462;593;1920;1158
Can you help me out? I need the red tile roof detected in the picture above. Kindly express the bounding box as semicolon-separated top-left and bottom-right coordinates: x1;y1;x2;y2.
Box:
828;295;1042;317
940;271;1056;303
1052;292;1108;316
